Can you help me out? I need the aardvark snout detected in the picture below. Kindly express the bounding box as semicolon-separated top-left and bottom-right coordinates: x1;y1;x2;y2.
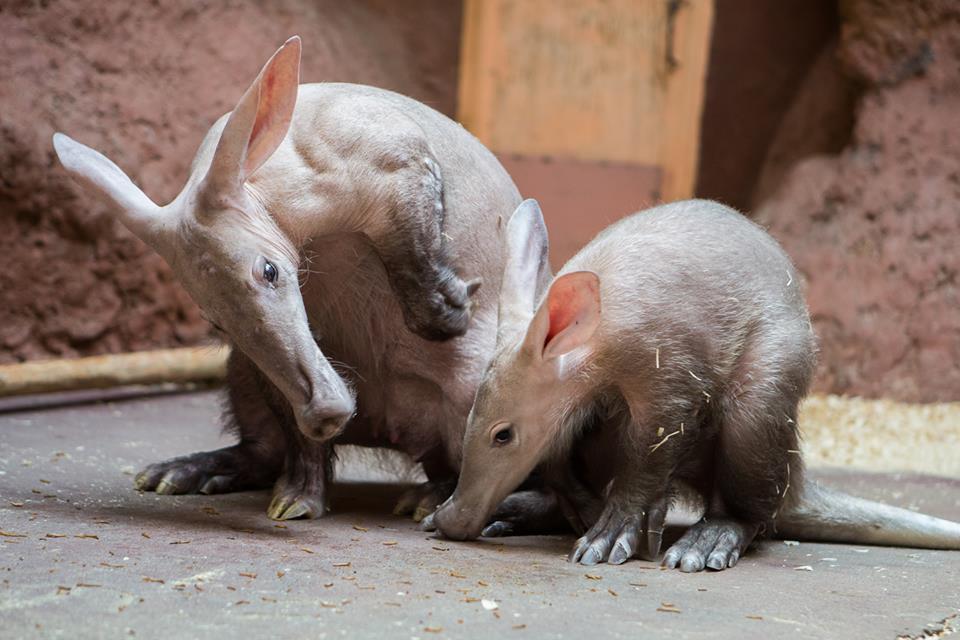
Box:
432;497;483;541
296;396;355;442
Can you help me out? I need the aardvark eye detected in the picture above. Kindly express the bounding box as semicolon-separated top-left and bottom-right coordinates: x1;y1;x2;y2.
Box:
263;260;278;285
493;426;514;445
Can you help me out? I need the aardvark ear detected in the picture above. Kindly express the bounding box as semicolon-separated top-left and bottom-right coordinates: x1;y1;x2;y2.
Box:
206;36;301;188
498;199;551;333
52;132;163;242
524;270;602;361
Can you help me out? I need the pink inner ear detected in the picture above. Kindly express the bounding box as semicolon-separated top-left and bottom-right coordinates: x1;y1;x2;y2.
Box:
249;73;278;146
242;39;300;178
546;286;581;345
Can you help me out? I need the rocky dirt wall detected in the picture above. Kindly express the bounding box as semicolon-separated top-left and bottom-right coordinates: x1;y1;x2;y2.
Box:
755;0;960;402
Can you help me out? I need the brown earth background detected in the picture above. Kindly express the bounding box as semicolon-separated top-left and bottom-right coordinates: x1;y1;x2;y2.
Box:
1;0;957;403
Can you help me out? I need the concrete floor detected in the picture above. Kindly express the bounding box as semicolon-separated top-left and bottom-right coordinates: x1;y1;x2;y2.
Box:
1;390;958;639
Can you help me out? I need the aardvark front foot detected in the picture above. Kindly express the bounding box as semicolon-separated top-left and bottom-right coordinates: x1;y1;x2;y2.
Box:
266;451;329;521
569;498;668;565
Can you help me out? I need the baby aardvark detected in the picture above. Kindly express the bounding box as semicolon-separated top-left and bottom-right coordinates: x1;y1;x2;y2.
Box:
430;199;960;571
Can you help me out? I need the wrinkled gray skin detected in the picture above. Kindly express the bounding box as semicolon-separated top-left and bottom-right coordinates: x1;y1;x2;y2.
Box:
429;199;960;570
53;37;519;521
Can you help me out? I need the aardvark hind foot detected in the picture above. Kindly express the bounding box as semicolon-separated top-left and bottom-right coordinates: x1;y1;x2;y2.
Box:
662;518;758;572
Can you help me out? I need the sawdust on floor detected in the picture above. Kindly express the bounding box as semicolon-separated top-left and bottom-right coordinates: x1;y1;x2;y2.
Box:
800;394;960;478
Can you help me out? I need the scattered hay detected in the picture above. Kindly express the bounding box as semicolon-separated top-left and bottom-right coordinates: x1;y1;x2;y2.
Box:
799;394;960;478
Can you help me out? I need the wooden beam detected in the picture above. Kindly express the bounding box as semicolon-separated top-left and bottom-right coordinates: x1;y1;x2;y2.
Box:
0;347;228;397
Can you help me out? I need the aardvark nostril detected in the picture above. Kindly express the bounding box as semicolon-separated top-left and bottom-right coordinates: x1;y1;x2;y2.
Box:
311;413;351;441
296;398;354;442
432;503;480;542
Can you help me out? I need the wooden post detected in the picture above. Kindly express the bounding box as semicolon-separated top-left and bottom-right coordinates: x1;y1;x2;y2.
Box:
458;0;714;263
659;0;715;201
